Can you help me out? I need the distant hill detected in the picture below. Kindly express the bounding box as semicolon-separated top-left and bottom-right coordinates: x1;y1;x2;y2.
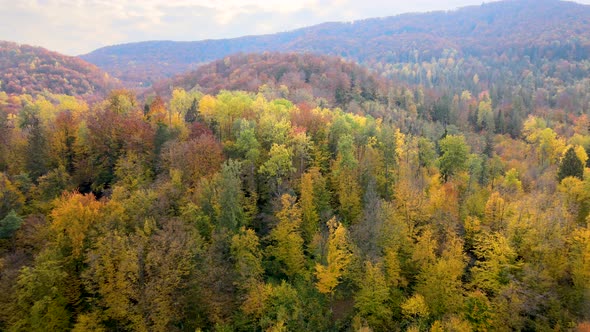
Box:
0;41;120;98
148;53;390;111
81;0;590;86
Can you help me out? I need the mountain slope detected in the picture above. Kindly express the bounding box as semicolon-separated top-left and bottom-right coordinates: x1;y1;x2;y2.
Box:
81;0;590;86
0;41;120;98
148;53;390;111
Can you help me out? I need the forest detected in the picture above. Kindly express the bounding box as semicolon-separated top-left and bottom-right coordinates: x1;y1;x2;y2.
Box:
1;0;590;330
0;41;119;99
80;0;590;87
0;57;589;330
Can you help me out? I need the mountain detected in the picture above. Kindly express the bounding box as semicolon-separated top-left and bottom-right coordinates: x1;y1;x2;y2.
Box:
147;52;390;112
0;41;120;98
81;0;590;86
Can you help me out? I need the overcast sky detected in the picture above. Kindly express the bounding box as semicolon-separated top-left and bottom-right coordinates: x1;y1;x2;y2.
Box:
1;0;589;56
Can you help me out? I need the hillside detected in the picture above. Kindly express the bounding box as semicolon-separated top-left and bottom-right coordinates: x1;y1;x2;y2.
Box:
81;0;590;86
0;41;120;98
148;53;390;112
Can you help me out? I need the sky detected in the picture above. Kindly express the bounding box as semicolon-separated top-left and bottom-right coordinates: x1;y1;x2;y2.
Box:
1;0;590;56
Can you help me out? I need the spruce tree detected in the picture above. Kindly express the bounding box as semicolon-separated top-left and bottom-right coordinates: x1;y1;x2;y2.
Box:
558;147;584;182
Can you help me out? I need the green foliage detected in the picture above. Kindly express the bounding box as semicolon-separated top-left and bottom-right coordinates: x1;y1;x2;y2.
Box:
558;146;584;182
0;210;22;239
235;120;261;163
476;94;494;132
259;144;294;179
12;250;71;332
217;160;245;231
438;134;470;182
354;261;392;329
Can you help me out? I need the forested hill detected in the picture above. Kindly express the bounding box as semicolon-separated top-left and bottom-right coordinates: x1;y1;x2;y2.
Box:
81;0;590;86
0;41;120;98
148;53;390;112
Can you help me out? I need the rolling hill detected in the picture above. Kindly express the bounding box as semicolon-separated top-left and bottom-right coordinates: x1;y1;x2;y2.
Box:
0;41;120;98
81;0;590;86
147;52;390;111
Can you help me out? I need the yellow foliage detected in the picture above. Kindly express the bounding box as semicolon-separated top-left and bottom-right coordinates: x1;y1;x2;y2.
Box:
50;192;104;258
383;246;406;288
268;194;305;278
484;192;507;230
55;94;89;115
412;228;437;270
574;145;589;166
198;95;217;120
315;217;352;295
401;293;429;319
570;228;590;290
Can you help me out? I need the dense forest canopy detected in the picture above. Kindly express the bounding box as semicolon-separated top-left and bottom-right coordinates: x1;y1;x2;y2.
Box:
0;0;590;331
0;78;590;330
147;53;389;114
0;41;120;99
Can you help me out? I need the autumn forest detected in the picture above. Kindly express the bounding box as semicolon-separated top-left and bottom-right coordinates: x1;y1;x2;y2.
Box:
1;1;590;331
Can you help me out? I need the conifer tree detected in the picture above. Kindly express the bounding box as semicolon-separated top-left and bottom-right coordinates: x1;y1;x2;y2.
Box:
558;146;584;182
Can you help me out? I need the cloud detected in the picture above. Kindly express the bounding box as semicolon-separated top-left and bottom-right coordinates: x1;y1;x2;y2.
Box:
1;0;590;56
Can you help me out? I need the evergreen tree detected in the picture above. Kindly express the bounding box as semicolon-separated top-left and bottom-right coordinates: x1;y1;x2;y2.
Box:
185;98;198;123
0;210;22;239
558;147;584;181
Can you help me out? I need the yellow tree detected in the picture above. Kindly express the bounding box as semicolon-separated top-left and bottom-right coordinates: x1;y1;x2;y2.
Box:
569;227;590;315
231;227;264;293
315;217;353;295
50;192;104;259
266;194;305;279
415;235;466;318
300;170;319;244
83;219;198;331
483;192;508;232
470;232;520;295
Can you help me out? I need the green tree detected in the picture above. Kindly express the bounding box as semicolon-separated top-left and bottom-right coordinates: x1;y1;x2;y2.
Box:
379;124;398;199
20;105;49;180
0;210;22;239
184;98;199;123
354;261;392;329
438;135;470;182
477;93;494;132
242;281;302;331
259;144;294;180
235;120;261;164
12;250;71;331
259;144;294;193
217;160;245;231
558;146;584;182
